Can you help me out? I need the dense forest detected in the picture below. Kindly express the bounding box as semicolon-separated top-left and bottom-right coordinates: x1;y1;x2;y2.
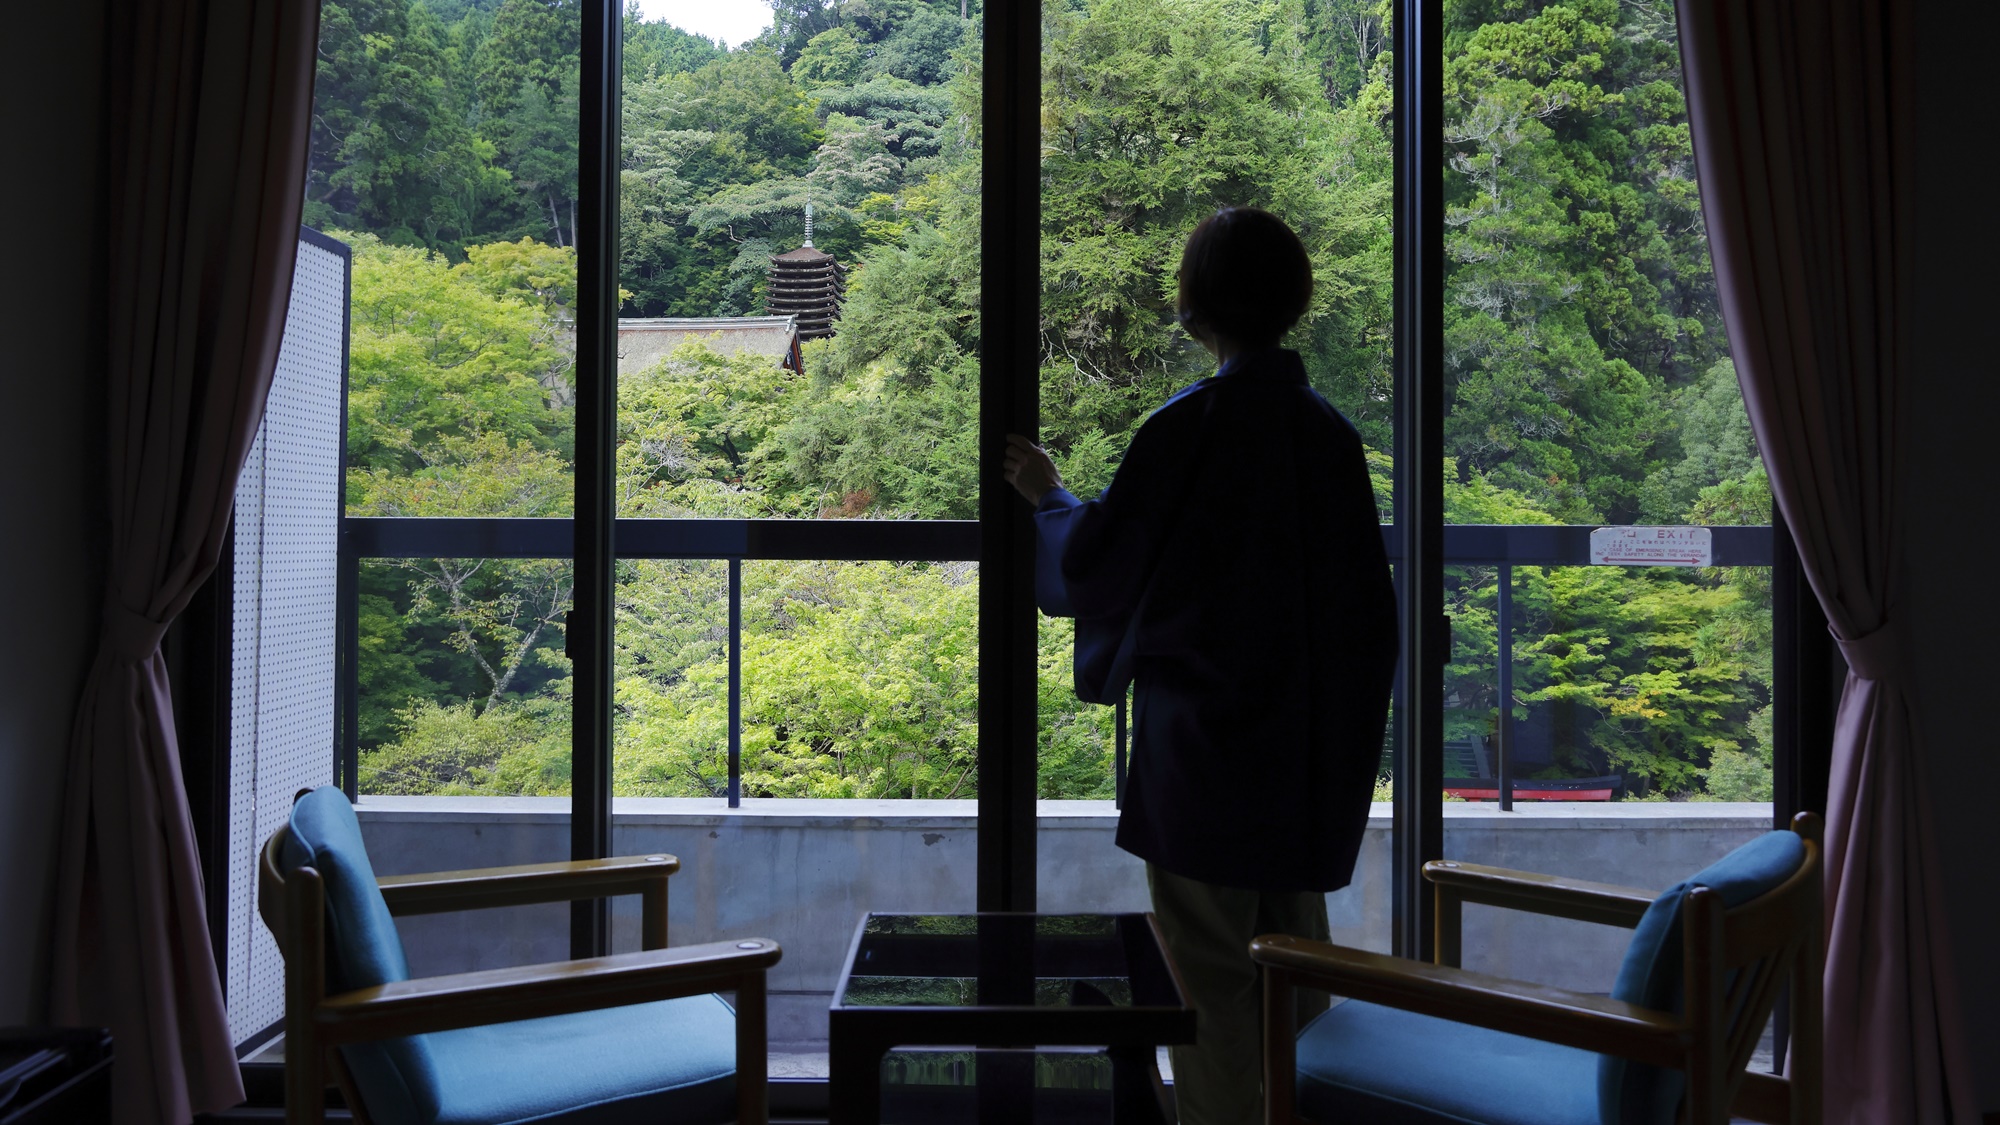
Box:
318;0;1773;803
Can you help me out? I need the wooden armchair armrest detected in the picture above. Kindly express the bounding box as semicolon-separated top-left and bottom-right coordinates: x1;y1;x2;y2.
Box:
313;936;780;1046
377;854;681;915
1424;860;1655;928
378;853;681;950
1424;860;1655;966
1249;934;1685;1067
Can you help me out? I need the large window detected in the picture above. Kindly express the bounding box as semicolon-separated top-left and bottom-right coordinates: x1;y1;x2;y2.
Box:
610;1;986;1053
1434;0;1775;996
1033;0;1399;951
307;0;586;988
217;0;1803;1083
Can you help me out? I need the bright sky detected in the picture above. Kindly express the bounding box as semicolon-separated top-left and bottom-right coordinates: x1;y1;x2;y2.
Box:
635;0;774;48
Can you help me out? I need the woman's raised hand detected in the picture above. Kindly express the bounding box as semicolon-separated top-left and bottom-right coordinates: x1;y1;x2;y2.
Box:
1002;434;1063;506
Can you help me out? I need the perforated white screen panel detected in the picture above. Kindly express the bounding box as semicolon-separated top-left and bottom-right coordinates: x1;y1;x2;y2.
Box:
225;232;348;1046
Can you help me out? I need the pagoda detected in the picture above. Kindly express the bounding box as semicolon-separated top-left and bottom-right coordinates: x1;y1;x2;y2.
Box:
765;202;845;340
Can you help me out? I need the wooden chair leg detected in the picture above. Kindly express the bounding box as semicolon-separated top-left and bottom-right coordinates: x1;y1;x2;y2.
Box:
1794;866;1823;1123
1263;966;1297;1125
283;1045;325;1125
735;971;768;1125
1435;886;1463;969
641;877;669;951
284;869;328;1125
331;1056;377;1125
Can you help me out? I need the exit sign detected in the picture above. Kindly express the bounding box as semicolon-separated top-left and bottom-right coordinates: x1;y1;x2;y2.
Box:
1589;526;1713;567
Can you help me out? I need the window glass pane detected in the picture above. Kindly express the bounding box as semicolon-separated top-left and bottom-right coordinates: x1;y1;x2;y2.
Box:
1033;0;1396;954
354;556;575;798
612;0;983;1071
311;0;582;988
614;560;978;801
1436;0;1774;1045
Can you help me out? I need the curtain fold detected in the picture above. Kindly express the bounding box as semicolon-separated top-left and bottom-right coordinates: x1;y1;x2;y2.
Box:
50;1;320;1121
1673;1;1978;1121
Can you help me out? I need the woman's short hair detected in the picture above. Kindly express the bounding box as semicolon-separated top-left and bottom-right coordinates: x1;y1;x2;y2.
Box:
1175;207;1313;349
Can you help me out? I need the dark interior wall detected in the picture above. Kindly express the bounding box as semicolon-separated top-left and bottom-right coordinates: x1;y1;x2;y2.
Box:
0;0;109;1022
1909;0;2000;1104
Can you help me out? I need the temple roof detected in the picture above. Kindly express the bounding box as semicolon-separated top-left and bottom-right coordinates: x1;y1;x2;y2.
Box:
617;316;800;372
771;246;838;264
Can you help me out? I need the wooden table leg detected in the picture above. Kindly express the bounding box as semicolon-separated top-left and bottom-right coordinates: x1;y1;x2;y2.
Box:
828;1034;884;1125
976;1049;1035;1125
1109;1044;1172;1125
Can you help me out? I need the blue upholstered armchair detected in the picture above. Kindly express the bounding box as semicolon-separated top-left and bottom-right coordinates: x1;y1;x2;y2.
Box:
258;787;782;1125
1251;813;1823;1125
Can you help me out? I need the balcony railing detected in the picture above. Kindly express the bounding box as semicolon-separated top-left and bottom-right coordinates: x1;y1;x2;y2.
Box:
339;518;1772;805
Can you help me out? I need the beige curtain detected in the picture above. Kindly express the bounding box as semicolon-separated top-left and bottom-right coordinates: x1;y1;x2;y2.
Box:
1673;1;1978;1120
49;1;319;1121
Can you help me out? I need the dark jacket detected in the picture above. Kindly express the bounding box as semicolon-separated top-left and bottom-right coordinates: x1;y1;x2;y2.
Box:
1035;348;1397;893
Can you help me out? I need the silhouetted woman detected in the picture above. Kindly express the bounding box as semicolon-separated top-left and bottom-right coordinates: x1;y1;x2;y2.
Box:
1004;206;1398;1125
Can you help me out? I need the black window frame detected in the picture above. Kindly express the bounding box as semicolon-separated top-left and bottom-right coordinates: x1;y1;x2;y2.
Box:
178;0;1831;1103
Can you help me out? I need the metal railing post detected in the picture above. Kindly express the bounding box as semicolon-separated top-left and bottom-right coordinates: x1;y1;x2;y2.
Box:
1496;564;1513;812
1114;694;1127;808
338;540;360;801
729;557;742;808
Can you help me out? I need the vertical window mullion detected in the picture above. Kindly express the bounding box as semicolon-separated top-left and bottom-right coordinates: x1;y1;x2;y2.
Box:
976;0;1042;912
571;0;622;959
1391;0;1446;962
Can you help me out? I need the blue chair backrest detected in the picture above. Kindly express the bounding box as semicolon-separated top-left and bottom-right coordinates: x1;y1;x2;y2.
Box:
280;787;443;1124
1598;829;1807;1125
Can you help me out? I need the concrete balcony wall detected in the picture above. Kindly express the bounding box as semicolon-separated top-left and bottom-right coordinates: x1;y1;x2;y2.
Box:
356;798;1772;1047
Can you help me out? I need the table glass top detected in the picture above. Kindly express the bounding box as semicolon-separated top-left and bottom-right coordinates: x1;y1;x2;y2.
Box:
834;913;1183;1010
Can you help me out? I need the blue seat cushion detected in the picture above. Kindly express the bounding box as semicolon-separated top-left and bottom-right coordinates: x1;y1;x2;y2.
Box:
1295;1000;1599;1125
344;994;740;1125
1601;830;1806;1125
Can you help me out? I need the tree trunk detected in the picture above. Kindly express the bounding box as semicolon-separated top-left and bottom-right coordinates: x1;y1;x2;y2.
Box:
484;617;547;712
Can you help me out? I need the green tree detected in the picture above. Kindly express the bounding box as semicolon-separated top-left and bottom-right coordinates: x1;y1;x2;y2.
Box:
340;233;575;478
472;0;581;117
1641;359;1760;522
492;75;582;246
810;78;954;162
668;49;824;176
617;560;980;799
623;2;725;79
333;0;1772;804
1302;0;1388;107
862;8;970;85
1038;0;1393;459
770;0;842;64
1438;0;1723;521
360;695;571;795
793;26;867;88
352;431;574;710
309;1;510;249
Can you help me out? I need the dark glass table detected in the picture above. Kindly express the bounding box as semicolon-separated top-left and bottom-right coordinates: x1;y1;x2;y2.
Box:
828;913;1194;1125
